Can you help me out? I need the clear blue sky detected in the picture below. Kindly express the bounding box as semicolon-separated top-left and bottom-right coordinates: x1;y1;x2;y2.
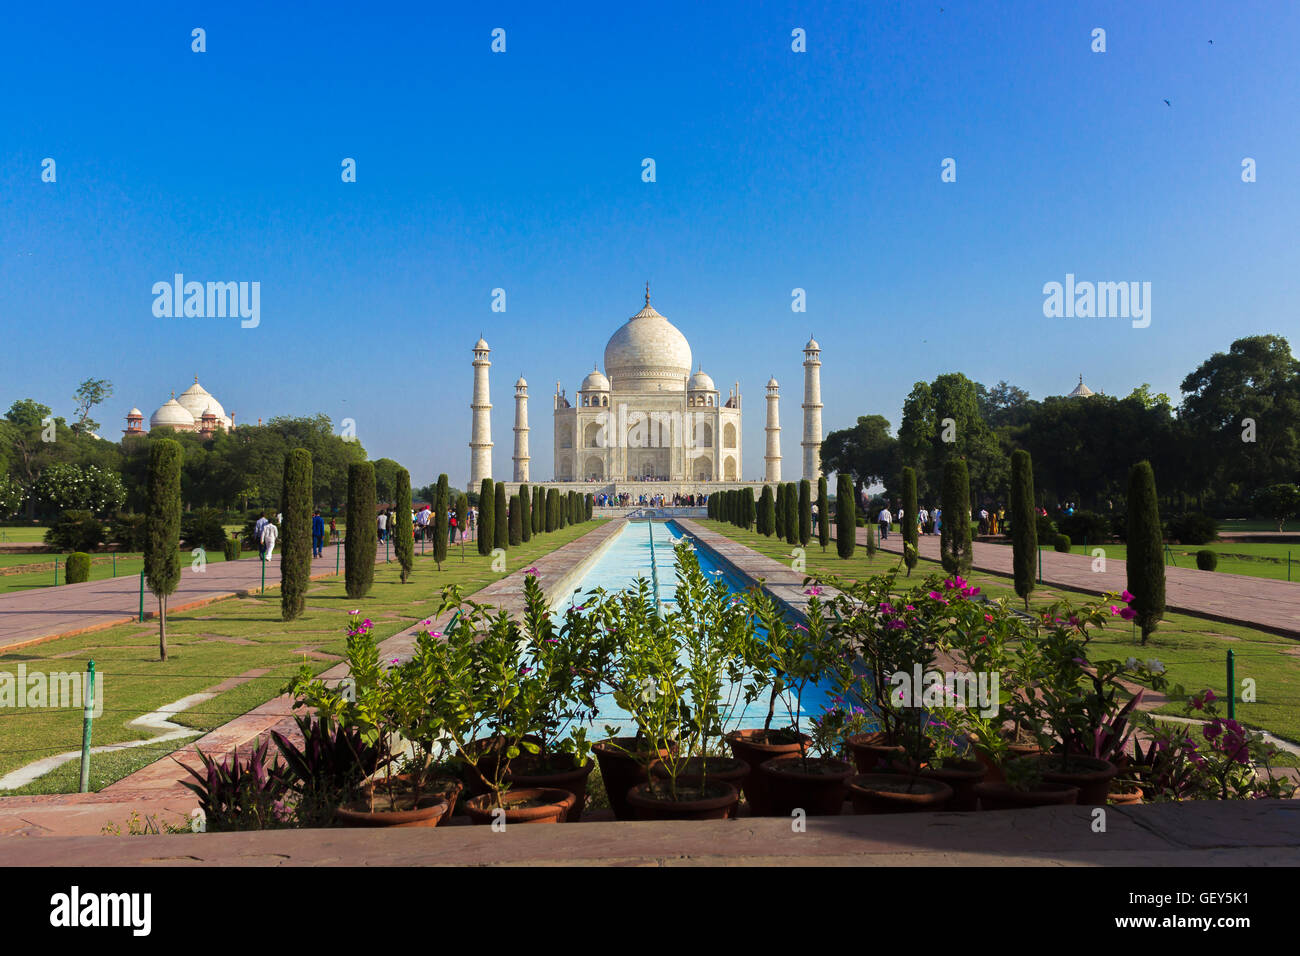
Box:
3;1;1297;489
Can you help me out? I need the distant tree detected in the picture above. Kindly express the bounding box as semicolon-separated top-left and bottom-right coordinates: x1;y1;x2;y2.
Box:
144;438;183;660
71;378;114;435
817;476;829;552
835;474;856;558
391;466;414;584
370;458;403;505
508;494;523;545
822;414;900;497
519;483;532;542
281;448;314;619
1127;461;1166;645
1253;483;1300;532
775;483;788;539
940;458;973;575
478;479;495;555
545;488;558;532
345;462;377;599
901;466;918;575
1010;450;1037;608
433;474;449;570
798;480;812;546
494;482;509;549
784;482;799;545
586;493;594;520
759;485;775;535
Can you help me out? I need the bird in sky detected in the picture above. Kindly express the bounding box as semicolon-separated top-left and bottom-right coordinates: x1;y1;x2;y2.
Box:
1163;99;1171;107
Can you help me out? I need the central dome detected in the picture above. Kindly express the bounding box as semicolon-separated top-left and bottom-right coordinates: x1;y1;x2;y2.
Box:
603;294;692;391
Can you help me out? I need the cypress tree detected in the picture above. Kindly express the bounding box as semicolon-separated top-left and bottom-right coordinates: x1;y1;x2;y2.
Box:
509;494;523;546
281;448;314;618
534;486;544;533
759;485;775;535
784;482;799;545
901;466;918;576
519;483;532;542
433;474;449;571
1010;449;1037;609
454;492;469;556
144;438;183;660
866;522;877;558
817;476;830;552
494;482;509;549
546;487;558;532
477;479;494;555
391;465;414;585
569;491;579;525
835;474;856;558
940;458;973;576
775;483;788;539
586;493;593;520
345;462;377;599
1127;461;1166;645
743;490;755;530
798;479;812;546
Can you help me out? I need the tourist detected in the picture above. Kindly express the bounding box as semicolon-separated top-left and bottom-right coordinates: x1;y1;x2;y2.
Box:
262;519;278;561
878;506;891;541
312;510;325;558
467;506;477;540
377;510;388;543
329;515;337;543
449;507;458;543
416;505;430;542
253;512;269;559
934;508;942;535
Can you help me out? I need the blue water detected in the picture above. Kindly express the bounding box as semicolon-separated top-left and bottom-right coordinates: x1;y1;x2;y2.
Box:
560;520;836;741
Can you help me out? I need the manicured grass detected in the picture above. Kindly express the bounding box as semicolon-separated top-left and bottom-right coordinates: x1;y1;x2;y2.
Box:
699;521;1300;748
0;521;599;792
0;549;236;594
0;526;51;543
977;539;1300;583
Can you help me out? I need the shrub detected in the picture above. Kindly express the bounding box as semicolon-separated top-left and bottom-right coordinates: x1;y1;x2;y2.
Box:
817;476;830;552
1164;512;1218;546
784;483;799;544
280;449;313;621
509;494;523;546
901;467;918;576
181;507;228;553
65;551;91;584
433;474;449;571
1057;509;1110;546
1036;513;1057;541
479;479;496;553
494;482;509;549
759;485;775;535
940;458;972;575
223;538;240;561
1196;549;1218;571
109;512;148;551
179;736;292;832
345;462;377;600
1109;511;1128;543
519;483;532;542
392;465;414;584
865;522;876;558
45;510;105;553
145;439;183;661
798;480;812;545
1010;449;1037;609
1054;533;1072;553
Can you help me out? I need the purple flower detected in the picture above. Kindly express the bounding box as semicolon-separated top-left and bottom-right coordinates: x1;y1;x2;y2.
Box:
524;567;540;577
1121;589;1135;603
804;586;823;596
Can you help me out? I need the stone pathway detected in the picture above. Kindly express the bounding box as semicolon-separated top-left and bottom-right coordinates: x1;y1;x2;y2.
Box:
862;528;1300;638
0;542;397;652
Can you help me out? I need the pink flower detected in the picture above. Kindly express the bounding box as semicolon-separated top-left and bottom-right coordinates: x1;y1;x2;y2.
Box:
983;613;994;623
1119;607;1136;621
977;636;987;645
524;567;540;577
804;587;823;596
1121;590;1135;603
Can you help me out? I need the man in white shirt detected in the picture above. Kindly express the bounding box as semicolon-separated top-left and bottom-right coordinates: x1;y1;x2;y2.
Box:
377;511;388;542
878;507;892;541
262;521;278;561
253;513;269;559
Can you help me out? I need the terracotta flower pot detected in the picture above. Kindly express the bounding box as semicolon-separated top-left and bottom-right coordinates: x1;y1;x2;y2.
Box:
1108;787;1144;806
594;737;672;821
335;782;449;828
918;758;985;811
760;756;854;816
975;781;1079;811
847;732;907;774
725;729;811;815
464;787;577;825
970;734;1041;783
847;773;953;814
650;757;749;818
505;753;596;822
1019;755;1118;806
462;735;544;799
429;776;464;820
626;780;740;821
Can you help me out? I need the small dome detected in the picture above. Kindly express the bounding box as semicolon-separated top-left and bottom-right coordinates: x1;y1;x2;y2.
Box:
515;376;528;388
1068;375;1095;398
767;376;779;388
688;368;715;391
178;381;226;422
151;397;195;430
127;407;143;418
473;338;490;351
581;367;610;391
805;337;820;351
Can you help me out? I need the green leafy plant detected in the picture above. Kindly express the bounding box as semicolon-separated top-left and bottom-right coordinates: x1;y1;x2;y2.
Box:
177;736;292;832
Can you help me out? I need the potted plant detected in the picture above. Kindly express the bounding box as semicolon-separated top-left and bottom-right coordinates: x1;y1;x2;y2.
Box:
270;713;385;827
611;545;748;820
752;590;855;816
427;578;582;825
974;756;1079;811
287;612;451;827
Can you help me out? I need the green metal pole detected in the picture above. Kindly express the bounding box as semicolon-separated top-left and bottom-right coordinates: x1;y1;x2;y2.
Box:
386;537;390;563
336;537;341;574
55;557;59;587
112;553;116;577
1037;546;1042;584
138;570;145;622
1227;649;1236;720
261;554;266;593
78;660;95;793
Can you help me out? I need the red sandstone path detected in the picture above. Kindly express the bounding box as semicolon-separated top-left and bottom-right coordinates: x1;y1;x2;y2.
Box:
0;535;463;653
861;527;1300;638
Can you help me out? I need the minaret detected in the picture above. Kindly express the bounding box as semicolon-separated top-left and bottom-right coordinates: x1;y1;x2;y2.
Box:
764;377;782;483
513;376;530;482
469;338;493;488
802;336;823;481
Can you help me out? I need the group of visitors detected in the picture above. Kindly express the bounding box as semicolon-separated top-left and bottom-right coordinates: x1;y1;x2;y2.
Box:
595;491;705;508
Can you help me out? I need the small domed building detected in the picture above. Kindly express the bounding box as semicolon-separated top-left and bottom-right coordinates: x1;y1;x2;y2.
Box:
126;378;237;437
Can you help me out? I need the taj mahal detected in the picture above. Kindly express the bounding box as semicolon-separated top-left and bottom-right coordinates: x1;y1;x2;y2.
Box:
470;288;824;498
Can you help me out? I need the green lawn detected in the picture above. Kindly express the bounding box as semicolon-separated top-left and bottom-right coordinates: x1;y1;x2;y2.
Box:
0;549;237;594
0;526;51;543
0;521;598;793
978;539;1300;583
698;521;1300;750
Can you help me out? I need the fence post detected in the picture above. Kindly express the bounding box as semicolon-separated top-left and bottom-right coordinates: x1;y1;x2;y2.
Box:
55;557;59;587
261;554;266;594
78;660;96;793
336;536;341;574
138;570;145;622
1227;649;1236;721
112;553;116;577
1037;546;1043;584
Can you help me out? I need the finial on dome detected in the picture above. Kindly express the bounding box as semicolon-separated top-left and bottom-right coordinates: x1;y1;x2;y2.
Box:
645;281;650;306
194;375;199;384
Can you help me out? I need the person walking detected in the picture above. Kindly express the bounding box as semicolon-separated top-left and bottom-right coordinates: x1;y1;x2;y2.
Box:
377;510;387;543
878;506;891;541
329;515;337;544
262;520;279;562
253;512;269;560
449;507;458;543
312;510;325;558
468;505;477;541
